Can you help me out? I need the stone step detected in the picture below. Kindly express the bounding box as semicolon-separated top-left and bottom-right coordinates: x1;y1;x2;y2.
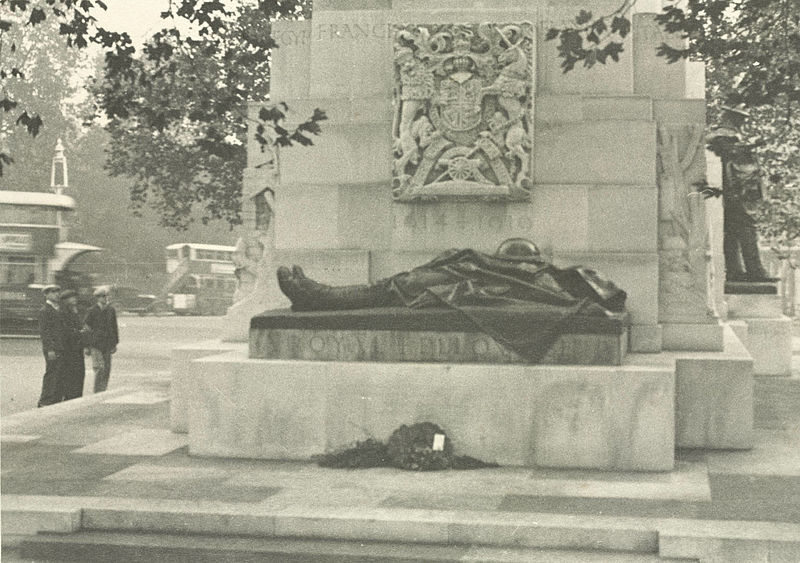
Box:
78;504;661;553
7;497;799;561
19;532;695;562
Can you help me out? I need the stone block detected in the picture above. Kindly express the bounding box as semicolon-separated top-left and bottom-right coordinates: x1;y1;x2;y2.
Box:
279;97;393;127
587;186;658;252
336;184;394;249
653;99;706;123
535;95;653;124
633;14;690;99
249;308;629;365
274;512;450;544
629;324;662;353
170;341;244;433
275;184;340;249
582;96;653;121
685;60;706;98
270;21;312;100
659;520;800;563
391;187;588;253
187;350;675;471
279;122;392;186
534;121;656;186
727;293;783;319
728;319;748;348
662;322;724;352
1;499;81;535
448;516;658;552
674;326;753;449
538;21;633;95
745;316;793;376
308;10;393;99
188;356;329;459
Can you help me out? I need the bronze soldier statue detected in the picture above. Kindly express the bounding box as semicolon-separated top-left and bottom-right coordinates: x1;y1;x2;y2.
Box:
707;105;773;282
276;238;626;314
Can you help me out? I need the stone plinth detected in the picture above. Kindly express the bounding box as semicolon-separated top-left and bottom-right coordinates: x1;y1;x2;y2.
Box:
628;324;754;450
188;349;674;471
170;341;246;433
727;289;792;377
250;308;629;365
727;293;783;319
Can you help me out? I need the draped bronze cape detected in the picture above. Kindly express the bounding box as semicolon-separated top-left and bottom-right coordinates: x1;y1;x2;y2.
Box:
382;248;627;363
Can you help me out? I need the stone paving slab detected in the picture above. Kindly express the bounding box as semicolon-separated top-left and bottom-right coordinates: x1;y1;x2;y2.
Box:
72;428;187;456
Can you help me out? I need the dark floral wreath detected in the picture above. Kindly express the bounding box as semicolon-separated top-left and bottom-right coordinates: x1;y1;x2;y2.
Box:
314;422;498;471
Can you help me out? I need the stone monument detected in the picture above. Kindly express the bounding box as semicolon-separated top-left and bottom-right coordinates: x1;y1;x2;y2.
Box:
172;0;759;471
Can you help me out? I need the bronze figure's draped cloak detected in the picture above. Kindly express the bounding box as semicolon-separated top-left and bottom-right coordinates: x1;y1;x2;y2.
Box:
278;247;626;363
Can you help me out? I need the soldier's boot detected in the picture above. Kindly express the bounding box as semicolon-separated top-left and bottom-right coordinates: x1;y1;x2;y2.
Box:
277;266;395;311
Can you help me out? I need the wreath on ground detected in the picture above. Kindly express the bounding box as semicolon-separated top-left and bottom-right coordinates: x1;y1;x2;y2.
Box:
313;422;499;471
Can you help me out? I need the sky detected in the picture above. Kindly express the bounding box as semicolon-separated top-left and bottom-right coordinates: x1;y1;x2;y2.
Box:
93;0;172;44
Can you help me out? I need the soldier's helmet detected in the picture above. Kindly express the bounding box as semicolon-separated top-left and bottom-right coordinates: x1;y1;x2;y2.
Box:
494;238;542;262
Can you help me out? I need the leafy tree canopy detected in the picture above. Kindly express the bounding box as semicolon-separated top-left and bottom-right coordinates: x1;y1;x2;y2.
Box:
0;8;87;189
1;0;325;229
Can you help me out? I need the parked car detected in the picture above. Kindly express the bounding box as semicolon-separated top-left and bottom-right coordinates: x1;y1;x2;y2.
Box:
111;286;165;315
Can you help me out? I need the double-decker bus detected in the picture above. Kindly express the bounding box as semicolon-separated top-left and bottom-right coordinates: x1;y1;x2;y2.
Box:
164;243;237;315
0;191;101;334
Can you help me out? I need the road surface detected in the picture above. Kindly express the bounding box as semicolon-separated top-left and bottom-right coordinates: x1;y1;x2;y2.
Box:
1;315;223;416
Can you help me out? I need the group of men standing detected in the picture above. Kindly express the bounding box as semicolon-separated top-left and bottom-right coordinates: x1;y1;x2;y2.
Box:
38;284;119;408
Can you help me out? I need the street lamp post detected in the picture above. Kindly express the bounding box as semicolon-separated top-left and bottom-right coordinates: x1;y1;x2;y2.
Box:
50;138;68;242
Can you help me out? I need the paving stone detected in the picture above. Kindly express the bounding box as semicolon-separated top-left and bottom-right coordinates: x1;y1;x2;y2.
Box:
105;391;169;405
80;481;281;503
259;486;390;510
380;493;503;511
703;474;800;523
498;495;702;520
104;463;232;483
73;429;188;456
1;445;140;483
0;435;40;444
706;429;800;476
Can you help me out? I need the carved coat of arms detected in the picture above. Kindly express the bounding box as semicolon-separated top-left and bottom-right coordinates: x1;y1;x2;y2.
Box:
392;23;534;202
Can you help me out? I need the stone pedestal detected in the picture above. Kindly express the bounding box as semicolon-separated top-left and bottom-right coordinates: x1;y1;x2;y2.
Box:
727;287;792;377
250;308;629;365
187;349;675;471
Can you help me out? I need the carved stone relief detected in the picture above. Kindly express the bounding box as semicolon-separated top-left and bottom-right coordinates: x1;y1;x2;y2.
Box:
392;23;534;202
657;124;718;323
222;123;287;341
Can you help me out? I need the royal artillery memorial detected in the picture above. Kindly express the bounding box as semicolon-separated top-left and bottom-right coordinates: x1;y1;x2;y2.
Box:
171;0;759;473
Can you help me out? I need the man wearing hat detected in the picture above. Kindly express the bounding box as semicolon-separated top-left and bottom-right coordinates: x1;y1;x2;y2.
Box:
707;104;772;282
59;289;87;401
83;286;119;393
38;284;66;407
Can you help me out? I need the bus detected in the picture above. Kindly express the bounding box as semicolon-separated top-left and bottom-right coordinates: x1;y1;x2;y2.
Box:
164;243;237;315
0;191;101;334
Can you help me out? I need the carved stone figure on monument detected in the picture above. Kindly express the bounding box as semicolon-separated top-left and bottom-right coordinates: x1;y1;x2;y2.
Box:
707;105;775;283
274;239;627;363
222;118;286;340
657;124;718;322
391;23;533;201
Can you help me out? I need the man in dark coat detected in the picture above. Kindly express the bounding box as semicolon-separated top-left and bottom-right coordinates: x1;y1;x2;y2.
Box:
84;286;119;393
277;239;626;362
59;289;86;401
38;284;66;407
